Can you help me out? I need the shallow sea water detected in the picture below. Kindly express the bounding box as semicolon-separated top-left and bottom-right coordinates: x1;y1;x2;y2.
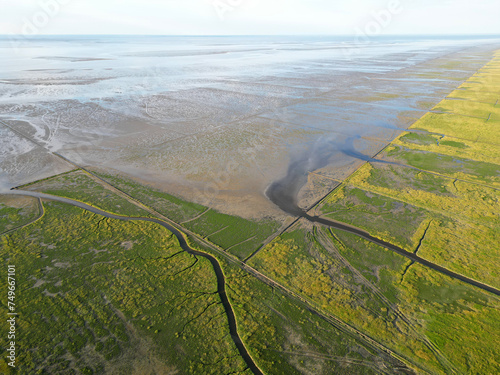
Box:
1;35;499;217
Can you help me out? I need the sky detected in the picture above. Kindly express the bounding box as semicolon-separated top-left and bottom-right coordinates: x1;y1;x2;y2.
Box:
1;0;500;36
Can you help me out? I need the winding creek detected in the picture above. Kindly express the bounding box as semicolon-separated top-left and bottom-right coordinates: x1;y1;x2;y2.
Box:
3;190;264;375
4;156;500;375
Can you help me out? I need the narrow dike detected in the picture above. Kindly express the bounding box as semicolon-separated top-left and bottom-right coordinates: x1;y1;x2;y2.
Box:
5;191;263;375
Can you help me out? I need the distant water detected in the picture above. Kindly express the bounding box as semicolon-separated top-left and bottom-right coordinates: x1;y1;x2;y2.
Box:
1;35;499;212
1;34;500;91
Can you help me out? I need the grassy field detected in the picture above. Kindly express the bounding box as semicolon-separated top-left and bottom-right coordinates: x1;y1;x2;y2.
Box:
391;54;500;169
20;168;282;260
183;209;280;260
394;130;500;166
0;195;41;234
384;144;500;187
331;230;500;375
318;162;500;287
433;98;499;119
320;183;430;251
0;200;251;374
248;224;448;374
249;223;500;374
20;170;151;218
193;239;406;375
0;195;409;374
89;169;281;259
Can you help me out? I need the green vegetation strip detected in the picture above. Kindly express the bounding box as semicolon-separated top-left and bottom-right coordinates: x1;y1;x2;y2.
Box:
1;199;248;374
249;50;500;375
2;191;264;375
1;192;408;374
317;52;500;288
32;168;281;260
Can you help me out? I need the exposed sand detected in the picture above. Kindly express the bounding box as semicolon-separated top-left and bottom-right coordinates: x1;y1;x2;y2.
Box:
1;36;499;219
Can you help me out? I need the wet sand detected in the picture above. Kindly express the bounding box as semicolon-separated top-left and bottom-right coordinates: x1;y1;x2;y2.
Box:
1;36;499;219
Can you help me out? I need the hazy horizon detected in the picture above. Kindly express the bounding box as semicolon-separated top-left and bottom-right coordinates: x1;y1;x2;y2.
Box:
2;0;500;36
